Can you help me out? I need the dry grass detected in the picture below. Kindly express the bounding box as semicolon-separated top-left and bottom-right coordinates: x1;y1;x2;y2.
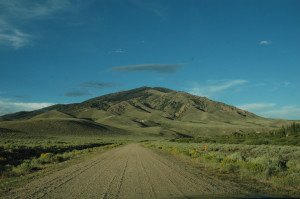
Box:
143;141;300;196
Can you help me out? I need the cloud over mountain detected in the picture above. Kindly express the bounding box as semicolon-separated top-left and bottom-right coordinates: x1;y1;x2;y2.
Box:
189;79;248;98
0;99;54;116
109;64;184;74
65;81;118;97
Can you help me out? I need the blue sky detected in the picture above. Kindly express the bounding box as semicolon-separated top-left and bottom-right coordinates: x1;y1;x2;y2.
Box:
0;0;299;120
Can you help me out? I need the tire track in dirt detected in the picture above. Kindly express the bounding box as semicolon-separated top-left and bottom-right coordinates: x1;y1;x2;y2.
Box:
3;144;242;199
138;153;157;198
6;148;121;199
146;149;232;193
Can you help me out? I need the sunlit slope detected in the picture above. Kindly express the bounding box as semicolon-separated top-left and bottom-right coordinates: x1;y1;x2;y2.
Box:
31;110;74;119
0;86;292;137
0;118;125;137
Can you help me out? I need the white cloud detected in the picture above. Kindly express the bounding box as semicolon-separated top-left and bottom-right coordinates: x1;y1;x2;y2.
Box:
237;103;276;111
237;103;300;120
260;106;300;120
283;82;291;86
108;49;125;54
0;0;71;49
110;64;184;74
0;0;71;19
189;79;248;97
0;29;30;49
128;0;168;21
272;81;291;91
0;99;54;116
259;40;270;45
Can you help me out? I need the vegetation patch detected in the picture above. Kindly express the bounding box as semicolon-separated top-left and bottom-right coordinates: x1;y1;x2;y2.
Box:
171;122;300;146
143;125;300;196
0;142;121;179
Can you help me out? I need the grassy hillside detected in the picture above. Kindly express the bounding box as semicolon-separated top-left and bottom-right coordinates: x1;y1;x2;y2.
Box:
31;110;74;119
0;87;293;138
0;118;124;137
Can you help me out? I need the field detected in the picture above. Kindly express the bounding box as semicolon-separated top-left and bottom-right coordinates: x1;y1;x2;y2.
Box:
172;122;300;146
0;117;159;191
143;140;300;195
1;114;300;197
0;126;127;193
139;123;300;196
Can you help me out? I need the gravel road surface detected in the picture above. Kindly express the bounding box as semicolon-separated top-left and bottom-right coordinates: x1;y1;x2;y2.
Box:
4;144;241;199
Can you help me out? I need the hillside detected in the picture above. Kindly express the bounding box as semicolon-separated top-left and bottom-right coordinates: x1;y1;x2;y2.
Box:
0;87;291;137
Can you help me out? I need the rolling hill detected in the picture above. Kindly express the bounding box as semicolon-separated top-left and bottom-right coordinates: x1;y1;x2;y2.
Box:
0;87;291;138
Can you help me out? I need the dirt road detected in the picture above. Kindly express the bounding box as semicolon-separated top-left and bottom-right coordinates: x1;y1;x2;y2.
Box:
4;144;241;199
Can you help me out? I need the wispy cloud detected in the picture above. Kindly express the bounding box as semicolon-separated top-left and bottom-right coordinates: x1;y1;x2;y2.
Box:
13;95;28;99
128;0;168;21
259;40;270;45
0;29;30;49
0;0;71;18
260;106;300;120
189;79;248;97
283;82;291;86
77;82;118;89
238;103;300;120
109;64;184;74
237;103;276;111
271;81;291;91
0;99;54;116
65;90;90;97
65;81;118;97
108;49;125;54
0;0;72;49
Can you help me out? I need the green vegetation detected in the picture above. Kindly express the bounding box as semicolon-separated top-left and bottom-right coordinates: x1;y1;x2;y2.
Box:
171;122;300;146
0;140;122;178
0;126;125;181
143;123;300;195
143;141;300;194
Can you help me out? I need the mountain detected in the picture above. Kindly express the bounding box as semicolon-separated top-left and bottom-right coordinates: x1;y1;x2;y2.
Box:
0;87;291;138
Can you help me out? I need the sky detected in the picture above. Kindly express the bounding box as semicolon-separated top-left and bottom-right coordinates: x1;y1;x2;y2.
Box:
0;0;299;120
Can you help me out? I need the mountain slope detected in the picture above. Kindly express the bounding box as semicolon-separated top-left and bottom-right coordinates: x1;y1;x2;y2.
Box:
31;110;74;119
0;87;291;137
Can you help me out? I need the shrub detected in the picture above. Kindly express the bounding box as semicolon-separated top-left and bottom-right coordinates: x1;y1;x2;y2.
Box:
204;154;216;160
53;154;65;162
287;160;300;171
240;161;264;174
253;156;287;176
40;152;53;158
39;153;55;164
228;152;246;162
143;140;300;190
271;173;300;188
0;156;7;163
219;158;238;172
189;150;201;158
12;161;38;175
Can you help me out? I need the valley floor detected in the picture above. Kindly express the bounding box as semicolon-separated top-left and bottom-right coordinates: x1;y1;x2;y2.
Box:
3;143;246;199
